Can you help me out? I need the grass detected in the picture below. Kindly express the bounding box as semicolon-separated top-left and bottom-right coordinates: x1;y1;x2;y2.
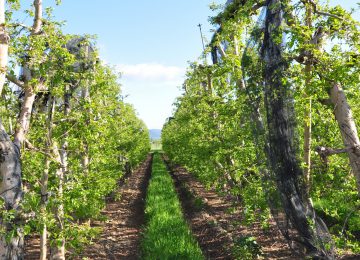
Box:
141;152;204;260
150;139;162;151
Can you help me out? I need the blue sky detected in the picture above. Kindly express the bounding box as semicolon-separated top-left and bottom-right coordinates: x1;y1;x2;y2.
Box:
49;0;223;129
17;1;360;129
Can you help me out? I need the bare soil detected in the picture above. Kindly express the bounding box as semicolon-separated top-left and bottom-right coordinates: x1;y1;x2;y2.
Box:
24;153;359;259
162;155;301;260
24;154;153;260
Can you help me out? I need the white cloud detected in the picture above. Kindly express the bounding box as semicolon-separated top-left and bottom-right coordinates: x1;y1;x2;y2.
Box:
115;63;185;129
116;63;185;82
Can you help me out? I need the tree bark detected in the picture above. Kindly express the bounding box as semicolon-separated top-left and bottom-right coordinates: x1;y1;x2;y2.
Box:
329;83;360;196
0;123;23;260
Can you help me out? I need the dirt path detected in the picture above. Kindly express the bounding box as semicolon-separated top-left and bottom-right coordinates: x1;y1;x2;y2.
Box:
163;155;300;260
76;154;152;259
24;154;152;259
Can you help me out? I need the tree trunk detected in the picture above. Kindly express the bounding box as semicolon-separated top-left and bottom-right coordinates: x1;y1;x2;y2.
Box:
81;85;90;174
0;1;44;258
330;83;360;195
0;123;23;260
0;0;9;95
302;90;312;198
13;87;36;148
50;167;65;260
40;97;55;260
0;1;25;258
40;155;49;260
262;0;332;258
50;140;66;260
32;0;42;34
50;89;70;260
302;2;313;201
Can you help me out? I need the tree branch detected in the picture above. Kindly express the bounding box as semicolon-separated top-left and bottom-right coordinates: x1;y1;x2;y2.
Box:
9;23;32;30
316;146;352;157
316;145;360;165
6;74;25;88
306;0;344;20
251;1;266;12
24;139;62;165
213;0;266;24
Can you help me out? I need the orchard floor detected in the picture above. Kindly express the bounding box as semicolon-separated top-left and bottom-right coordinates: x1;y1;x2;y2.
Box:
162;155;300;260
24;153;359;259
24;154;153;260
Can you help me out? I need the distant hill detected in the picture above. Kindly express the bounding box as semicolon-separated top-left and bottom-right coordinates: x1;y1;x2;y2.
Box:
149;129;162;140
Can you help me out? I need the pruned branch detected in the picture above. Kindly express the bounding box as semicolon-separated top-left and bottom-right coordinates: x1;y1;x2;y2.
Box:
316;145;360;164
316;146;351;157
318;98;332;106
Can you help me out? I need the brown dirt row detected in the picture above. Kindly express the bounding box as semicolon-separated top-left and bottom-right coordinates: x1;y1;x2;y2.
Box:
162;155;301;260
24;154;153;260
75;155;153;259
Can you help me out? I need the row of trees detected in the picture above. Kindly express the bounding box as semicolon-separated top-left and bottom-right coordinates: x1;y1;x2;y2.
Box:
162;0;359;258
0;1;150;259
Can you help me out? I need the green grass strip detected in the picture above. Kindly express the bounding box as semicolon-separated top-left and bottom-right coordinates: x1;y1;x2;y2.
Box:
141;152;204;260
